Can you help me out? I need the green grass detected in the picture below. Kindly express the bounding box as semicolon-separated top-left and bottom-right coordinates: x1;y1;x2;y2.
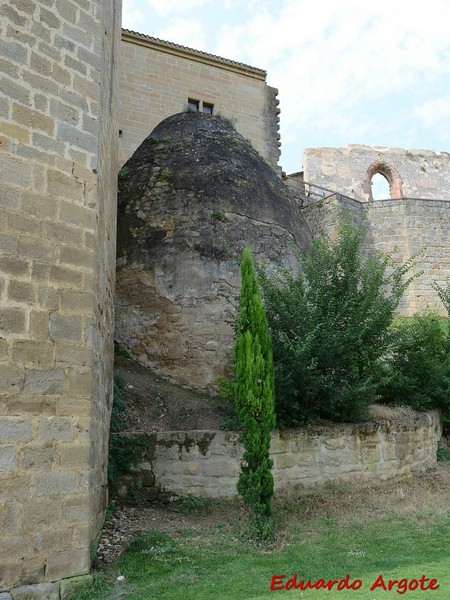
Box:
68;479;450;600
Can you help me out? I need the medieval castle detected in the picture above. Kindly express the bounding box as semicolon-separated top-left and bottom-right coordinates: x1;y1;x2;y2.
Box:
0;1;449;596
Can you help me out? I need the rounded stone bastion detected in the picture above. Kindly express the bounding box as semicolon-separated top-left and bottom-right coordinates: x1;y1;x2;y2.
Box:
115;111;312;391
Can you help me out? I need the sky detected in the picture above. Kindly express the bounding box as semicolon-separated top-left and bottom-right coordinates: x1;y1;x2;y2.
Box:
121;0;450;175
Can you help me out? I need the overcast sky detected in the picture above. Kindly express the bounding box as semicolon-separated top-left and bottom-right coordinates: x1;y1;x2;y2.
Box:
121;0;450;175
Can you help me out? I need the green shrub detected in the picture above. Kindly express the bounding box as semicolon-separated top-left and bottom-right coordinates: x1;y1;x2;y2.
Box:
160;167;172;182
108;375;147;496
109;373;127;434
260;215;417;427
234;247;275;538
114;340;131;358
437;443;450;462
380;313;450;417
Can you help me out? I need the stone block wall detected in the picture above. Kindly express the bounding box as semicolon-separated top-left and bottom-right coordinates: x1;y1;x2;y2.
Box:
366;199;450;314
302;194;450;316
0;0;121;592
302;145;450;202
114;411;440;501
119;31;281;171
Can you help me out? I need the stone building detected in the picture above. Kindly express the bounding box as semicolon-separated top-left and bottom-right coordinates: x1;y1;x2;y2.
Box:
119;29;281;172
0;2;449;597
0;0;121;595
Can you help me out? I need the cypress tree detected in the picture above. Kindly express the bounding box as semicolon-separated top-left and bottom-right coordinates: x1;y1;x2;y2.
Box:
235;247;276;537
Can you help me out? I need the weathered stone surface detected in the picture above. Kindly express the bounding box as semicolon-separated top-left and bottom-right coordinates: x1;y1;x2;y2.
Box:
60;574;93;600
115;410;440;502
0;0;120;591
116;111;312;391
10;583;59;600
303;145;450;202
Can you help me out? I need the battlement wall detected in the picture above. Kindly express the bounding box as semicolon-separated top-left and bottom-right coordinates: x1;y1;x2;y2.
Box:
303;145;450;202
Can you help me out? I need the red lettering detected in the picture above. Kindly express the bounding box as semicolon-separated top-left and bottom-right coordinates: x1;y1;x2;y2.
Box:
338;573;350;590
396;578;408;595
326;579;338;590
314;579;327;589
271;572;438;593
428;578;439;590
387;579;399;591
285;574;297;590
270;574;285;590
337;573;362;590
351;579;363;590
370;574;439;594
370;574;387;591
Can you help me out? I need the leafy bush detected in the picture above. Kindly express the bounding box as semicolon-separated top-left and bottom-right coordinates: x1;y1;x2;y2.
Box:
260;215;417;427
108;374;147;496
380;313;450;418
109;373;127;434
437;442;450;462
378;274;450;428
107;374;127;491
234;247;275;538
114;340;131;358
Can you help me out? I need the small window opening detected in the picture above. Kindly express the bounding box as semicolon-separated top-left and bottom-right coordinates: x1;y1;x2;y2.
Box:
187;98;214;114
371;172;391;200
188;98;200;111
202;102;214;115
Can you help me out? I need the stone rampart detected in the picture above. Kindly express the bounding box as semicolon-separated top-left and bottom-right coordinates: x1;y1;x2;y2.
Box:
303;145;450;201
0;0;121;592
114;410;440;501
302;195;450;316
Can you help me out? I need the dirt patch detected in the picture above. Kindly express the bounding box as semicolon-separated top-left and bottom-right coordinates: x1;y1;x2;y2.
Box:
114;354;228;433
96;463;450;567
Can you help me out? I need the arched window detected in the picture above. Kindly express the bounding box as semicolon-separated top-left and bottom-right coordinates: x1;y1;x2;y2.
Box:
371;172;391;200
363;160;404;200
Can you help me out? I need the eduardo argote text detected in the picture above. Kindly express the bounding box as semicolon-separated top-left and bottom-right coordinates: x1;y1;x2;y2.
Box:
270;573;440;594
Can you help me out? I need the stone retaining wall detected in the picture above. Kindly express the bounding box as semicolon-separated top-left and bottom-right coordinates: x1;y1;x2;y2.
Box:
115;410;440;501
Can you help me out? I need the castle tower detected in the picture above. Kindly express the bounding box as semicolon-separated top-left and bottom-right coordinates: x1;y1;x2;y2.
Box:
0;0;121;593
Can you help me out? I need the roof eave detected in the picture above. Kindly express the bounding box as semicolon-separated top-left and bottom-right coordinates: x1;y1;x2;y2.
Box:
121;29;267;81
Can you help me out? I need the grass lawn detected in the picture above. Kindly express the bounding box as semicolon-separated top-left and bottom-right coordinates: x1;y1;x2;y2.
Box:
68;467;450;599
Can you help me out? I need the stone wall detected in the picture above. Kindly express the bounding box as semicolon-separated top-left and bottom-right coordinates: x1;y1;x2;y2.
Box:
302;194;450;316
302;145;450;201
119;31;281;171
0;0;121;593
114;411;440;501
